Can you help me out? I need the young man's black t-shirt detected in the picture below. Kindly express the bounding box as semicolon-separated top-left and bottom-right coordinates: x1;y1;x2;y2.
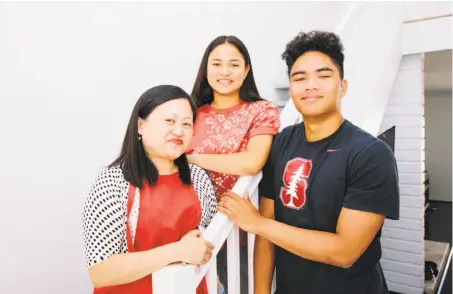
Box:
258;119;399;294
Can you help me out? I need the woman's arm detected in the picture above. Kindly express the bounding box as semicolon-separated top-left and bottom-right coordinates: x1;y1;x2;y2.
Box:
83;168;213;288
89;242;179;287
187;134;273;176
89;233;213;288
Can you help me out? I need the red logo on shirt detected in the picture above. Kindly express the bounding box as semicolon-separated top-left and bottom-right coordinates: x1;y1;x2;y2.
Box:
279;158;312;210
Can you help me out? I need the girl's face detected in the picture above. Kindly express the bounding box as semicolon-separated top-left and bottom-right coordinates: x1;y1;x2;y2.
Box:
206;43;250;97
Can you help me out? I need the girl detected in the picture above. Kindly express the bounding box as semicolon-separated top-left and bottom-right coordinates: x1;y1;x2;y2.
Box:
83;85;217;294
187;36;281;293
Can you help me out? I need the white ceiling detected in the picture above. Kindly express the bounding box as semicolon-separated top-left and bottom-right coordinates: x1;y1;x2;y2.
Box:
424;49;452;93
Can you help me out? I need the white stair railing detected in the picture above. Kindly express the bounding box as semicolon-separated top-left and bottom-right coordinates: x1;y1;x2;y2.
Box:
153;173;262;294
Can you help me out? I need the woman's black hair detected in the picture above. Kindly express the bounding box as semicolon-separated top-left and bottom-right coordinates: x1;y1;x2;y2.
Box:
109;85;196;188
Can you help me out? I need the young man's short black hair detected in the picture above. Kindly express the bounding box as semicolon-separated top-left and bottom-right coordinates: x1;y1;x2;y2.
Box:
281;31;345;79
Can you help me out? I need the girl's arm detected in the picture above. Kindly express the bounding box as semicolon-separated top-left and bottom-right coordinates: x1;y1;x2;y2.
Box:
187;134;273;176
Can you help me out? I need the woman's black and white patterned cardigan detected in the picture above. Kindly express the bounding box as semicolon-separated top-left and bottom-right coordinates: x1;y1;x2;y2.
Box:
82;164;217;268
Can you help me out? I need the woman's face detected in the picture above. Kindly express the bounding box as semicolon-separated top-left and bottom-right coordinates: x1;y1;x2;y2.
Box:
206;43;250;97
138;98;194;160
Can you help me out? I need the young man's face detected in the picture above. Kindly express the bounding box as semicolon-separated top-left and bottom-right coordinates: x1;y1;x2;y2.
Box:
289;51;348;120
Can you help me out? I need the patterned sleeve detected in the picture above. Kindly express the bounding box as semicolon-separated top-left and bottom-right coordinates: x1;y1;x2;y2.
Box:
249;101;281;138
82;167;128;268
190;164;217;229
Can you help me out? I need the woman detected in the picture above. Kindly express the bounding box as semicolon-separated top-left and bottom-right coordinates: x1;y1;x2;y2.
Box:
83;85;217;294
187;36;281;293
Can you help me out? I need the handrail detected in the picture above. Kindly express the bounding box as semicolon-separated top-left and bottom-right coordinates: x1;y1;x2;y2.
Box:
404;13;452;23
195;173;263;286
153;173;262;293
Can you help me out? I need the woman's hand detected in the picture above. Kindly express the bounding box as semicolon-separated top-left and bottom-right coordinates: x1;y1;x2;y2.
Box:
177;229;214;266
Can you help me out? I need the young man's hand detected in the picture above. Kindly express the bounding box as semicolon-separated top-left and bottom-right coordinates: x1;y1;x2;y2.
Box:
217;191;263;234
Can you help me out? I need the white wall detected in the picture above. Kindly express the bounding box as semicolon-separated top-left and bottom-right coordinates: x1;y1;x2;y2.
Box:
402;2;452;55
277;2;452;135
0;2;350;294
379;54;426;294
425;90;452;202
341;3;404;135
277;2;406;136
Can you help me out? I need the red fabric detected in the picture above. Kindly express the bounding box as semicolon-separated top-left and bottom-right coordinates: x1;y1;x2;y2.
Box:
93;174;208;294
187;100;280;199
187;100;280;246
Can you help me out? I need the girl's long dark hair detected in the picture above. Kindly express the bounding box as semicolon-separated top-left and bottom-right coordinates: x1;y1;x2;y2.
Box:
191;35;263;107
110;85;197;188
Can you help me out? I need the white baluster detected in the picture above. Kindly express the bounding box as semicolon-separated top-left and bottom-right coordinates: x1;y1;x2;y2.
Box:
206;254;218;293
272;269;276;293
227;224;241;293
247;187;259;294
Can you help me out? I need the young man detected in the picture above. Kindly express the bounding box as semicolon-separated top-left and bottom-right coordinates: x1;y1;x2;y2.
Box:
217;31;400;294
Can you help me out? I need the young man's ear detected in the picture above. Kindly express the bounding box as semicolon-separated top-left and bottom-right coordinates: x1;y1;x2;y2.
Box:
340;79;348;98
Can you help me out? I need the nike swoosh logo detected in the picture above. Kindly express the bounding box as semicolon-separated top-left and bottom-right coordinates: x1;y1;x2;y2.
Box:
326;149;341;152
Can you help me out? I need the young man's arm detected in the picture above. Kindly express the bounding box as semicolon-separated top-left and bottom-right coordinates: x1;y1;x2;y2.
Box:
254;197;275;293
256;207;384;267
220;194;384;268
218;141;399;268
